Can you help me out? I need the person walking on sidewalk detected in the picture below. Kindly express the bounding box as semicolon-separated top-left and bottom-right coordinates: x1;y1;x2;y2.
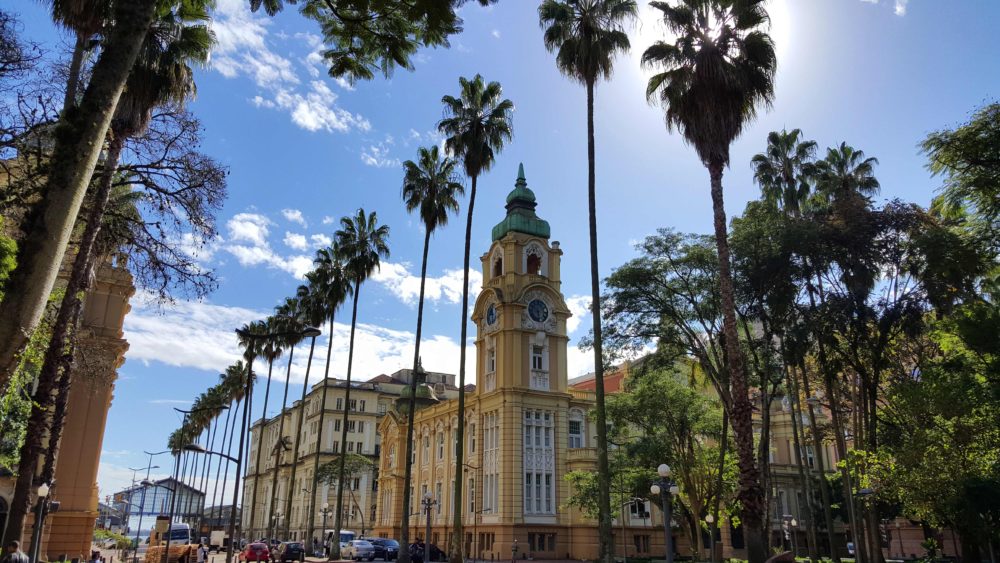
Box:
1;541;29;563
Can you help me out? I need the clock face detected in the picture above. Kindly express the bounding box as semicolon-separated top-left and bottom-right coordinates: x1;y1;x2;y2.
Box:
528;299;549;323
486;304;497;326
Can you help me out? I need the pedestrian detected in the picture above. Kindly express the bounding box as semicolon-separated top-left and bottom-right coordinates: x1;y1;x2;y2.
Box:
197;543;208;563
89;550;102;563
1;541;29;563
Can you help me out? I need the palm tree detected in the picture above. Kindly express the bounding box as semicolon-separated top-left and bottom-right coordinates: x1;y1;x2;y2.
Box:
398;144;464;560
282;288;324;540
0;0;178;383
268;299;307;541
330;209;389;560
428;74;513;563
813;142;880;208
242;317;285;538
1;10;212;542
305;246;352;542
48;0;110;109
537;3;635;560
642;1;776;560
750;129;817;216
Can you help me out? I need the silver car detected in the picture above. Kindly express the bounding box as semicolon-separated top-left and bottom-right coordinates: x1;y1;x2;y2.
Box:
344;540;376;561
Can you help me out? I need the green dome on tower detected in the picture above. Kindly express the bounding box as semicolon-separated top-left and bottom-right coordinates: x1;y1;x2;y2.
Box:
491;163;551;241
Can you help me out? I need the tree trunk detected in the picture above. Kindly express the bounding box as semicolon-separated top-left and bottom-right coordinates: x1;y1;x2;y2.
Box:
307;315;336;543
284;336;317;540
449;188;471;563
209;400;234;528
400;207;443;563
0;0;157;384
711;411;729;559
707;160;766;563
38;133;125;487
331;285;361;557
781;338;818;561
584;78;614;563
267;347;295;540
249;357;276;538
797;359;839;562
197;415;220;533
63;33;88;112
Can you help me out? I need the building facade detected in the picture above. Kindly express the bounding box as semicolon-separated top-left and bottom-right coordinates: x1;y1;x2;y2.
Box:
112;478;206;538
242;371;459;542
373;166;664;560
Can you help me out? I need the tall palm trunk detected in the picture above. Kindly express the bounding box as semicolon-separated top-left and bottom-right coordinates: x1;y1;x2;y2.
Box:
399;223;436;563
449;179;473;563
249;357;276;537
229;368;255;560
197;415;220;533
210;401;235;527
707;161;765;563
63;33;88;112
0;0;158;384
267;347;295;539
307;315;336;542
797;359;838;562
2;132;125;544
283;338;317;539
584;79;615;563
41;133;126;480
780;338;817;560
332;284;362;558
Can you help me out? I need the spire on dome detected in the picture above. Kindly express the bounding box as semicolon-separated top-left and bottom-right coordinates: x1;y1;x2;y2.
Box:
492;163;551;241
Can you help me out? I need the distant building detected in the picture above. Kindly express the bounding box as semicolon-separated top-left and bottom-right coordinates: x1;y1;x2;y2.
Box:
112;478;205;538
242;371;460;542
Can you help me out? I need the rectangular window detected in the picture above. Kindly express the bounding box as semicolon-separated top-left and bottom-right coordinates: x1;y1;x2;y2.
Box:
357;441;363;453
334;419;341;432
347;420;356;432
470;423;476;453
336;398;343;410
468;477;475;514
347;442;355;452
349;399;357;411
378;403;387;415
438;433;445;460
487;348;496;373
360;400;366;411
333;440;339;453
532;346;543;370
568;420;582;448
358;421;365;433
435;482;442;515
805;445;816;469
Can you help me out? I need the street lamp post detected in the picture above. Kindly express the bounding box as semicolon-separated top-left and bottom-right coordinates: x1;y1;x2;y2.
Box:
318;504;333;556
781;515;798;555
650;464;678;563
28;482;58;563
183;443;240;563
705;513;716;563
134;451;168;562
422;491;437;559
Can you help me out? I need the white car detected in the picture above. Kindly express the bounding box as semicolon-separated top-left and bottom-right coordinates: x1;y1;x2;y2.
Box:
343;540;376;561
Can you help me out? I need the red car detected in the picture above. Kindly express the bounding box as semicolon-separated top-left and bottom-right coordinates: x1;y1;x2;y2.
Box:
240;542;271;562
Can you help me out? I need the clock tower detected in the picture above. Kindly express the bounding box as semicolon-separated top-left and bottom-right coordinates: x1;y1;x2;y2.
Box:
472;163;570;395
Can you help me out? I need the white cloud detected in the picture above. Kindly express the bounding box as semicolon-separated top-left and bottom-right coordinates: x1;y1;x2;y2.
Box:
283;232;309;251
564;294;591;335
123;296;476;388
361;142;401;168
209;0;369;133
371;262;482;306
491;29;501;39
894;0;908;15
322;216;335;225
310;234;332;248
222;212;313;278
227;213;272;246
281;208;307;227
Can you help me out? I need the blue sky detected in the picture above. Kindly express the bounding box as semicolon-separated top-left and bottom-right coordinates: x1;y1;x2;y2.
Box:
12;0;1000;498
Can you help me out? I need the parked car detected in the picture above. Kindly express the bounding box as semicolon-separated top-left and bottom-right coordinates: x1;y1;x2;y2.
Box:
275;542;305;562
343;540;376;561
239;542;271;562
407;542;444;563
368;539;399;561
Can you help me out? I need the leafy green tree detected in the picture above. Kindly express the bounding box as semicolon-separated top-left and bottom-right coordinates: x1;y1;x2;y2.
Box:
432;74;512;563
537;3;636;560
330;208;389;558
641;2;776;557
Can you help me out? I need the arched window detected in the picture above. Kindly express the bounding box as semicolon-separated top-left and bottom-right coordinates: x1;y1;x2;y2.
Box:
527;253;541;275
492;255;503;278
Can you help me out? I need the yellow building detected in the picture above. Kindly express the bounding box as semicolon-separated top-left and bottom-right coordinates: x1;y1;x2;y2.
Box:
374;165;665;560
